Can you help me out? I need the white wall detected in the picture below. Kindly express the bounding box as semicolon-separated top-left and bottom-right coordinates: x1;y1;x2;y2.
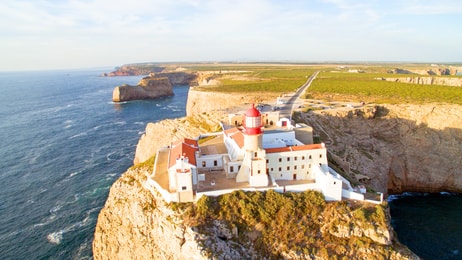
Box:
266;148;327;181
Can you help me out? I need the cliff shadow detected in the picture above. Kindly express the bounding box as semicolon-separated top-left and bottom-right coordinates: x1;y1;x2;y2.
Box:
294;105;462;195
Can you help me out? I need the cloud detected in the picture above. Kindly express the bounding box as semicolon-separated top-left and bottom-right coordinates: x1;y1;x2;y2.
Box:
0;0;461;70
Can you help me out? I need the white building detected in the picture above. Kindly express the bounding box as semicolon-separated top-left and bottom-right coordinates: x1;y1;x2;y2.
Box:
150;104;370;203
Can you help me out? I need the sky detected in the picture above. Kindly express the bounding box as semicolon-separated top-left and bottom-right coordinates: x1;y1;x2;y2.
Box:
1;0;461;71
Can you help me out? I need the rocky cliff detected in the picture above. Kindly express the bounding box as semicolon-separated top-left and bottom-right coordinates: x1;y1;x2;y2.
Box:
103;64;164;76
93;161;417;259
186;87;279;116
133;112;226;164
296;104;462;194
380;77;462;87
112;77;174;102
388;67;460;76
149;72;198;86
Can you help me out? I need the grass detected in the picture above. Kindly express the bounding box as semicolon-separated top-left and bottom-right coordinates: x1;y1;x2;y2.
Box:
130;155;156;171
193;66;317;93
307;71;462;104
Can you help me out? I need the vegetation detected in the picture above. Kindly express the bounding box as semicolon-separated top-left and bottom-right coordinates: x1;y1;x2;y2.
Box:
184;116;222;133
193;66;317;93
130;155;156;171
177;190;405;258
308;71;462;104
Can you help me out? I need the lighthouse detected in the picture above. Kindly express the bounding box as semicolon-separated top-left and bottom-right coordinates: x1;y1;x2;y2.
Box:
236;104;268;186
243;104;263;151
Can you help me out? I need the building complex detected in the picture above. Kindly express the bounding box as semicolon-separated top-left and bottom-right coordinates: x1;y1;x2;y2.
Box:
148;104;379;203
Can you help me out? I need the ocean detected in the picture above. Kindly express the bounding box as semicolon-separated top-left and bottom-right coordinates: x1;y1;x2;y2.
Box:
0;69;188;259
0;69;460;259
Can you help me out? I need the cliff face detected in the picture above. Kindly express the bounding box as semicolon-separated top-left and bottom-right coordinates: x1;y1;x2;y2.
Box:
93;164;417;259
149;72;198;86
380;77;462;87
112;77;174;102
93;167;205;259
133;112;226;164
298;104;462;194
186;87;278;116
103;64;164;76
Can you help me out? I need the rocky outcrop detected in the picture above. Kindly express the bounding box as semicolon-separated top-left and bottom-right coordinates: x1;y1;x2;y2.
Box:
149;72;198;86
298;104;462;194
112;77;173;102
103;64;164;76
388;67;460;76
133;112;226;164
93;164;417;259
186;88;279;116
379;77;462;87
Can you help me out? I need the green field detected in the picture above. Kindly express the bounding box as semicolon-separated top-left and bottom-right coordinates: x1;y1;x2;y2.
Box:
192;66;317;93
307;71;462;104
175;63;462;104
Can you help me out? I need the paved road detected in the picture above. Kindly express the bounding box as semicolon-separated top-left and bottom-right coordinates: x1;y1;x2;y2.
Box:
277;71;320;120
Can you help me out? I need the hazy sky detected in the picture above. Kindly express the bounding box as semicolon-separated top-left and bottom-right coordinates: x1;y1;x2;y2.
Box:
1;0;461;71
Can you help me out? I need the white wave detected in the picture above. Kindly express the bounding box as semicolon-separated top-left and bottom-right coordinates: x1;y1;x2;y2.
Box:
69;171;81;177
108;101;128;104
50;205;62;215
134;121;145;125
92;125;103;130
47;231;63;244
69;132;88;139
46;207;98;245
106;151;118;161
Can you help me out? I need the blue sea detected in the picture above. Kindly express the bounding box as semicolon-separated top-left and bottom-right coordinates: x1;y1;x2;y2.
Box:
0;69;460;259
0;69;188;259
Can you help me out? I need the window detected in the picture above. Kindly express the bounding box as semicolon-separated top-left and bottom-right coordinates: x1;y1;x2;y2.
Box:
309;155;312;159
287;166;290;170
279;158;282;162
294;156;297;161
254;152;258;157
309;164;311;168
301;165;305;169
257;170;261;174
266;159;269;164
279;167;282;172
271;168;274;171
202;161;206;167
294;165;297;170
182;186;187;191
287;157;290;161
319;154;322;158
230;166;234;172
302;156;305;160
214;160;218;166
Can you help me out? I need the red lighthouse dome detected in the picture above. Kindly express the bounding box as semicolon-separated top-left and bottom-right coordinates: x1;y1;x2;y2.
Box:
243;104;262;135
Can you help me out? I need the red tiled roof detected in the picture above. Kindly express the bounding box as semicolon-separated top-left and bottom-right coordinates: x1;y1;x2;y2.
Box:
169;138;199;168
224;127;244;148
266;143;324;154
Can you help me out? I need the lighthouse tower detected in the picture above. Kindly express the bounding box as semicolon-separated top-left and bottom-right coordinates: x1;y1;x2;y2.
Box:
236;104;268;186
243;104;263;151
